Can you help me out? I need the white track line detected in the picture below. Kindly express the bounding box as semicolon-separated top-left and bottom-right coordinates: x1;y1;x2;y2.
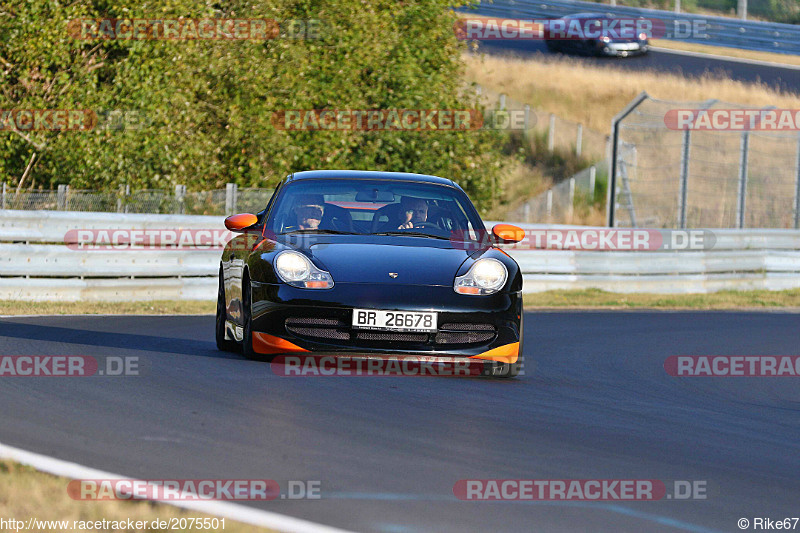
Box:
651;46;800;71
0;441;354;533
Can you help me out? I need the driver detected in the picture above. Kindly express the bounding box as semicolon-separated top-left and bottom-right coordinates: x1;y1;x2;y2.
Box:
288;194;325;230
397;196;428;229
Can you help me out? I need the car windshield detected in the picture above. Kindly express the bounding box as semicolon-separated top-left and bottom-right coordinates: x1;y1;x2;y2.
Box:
264;178;486;240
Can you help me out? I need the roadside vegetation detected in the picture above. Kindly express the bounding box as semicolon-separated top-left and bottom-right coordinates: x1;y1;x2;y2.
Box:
7;289;800;314
0;300;215;315
463;52;800;132
0;460;274;533
524;288;800;309
0;0;506;212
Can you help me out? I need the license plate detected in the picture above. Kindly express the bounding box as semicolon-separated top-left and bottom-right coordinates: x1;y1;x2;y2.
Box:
614;43;640;50
352;309;437;332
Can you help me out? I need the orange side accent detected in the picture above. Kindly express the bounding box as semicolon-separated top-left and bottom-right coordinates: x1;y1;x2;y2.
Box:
252;332;310;355
469;342;519;364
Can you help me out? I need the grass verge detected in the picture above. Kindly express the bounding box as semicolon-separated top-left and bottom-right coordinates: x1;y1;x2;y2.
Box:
463;52;800;132
3;290;800;315
0;300;216;316
0;460;274;533
524;288;800;309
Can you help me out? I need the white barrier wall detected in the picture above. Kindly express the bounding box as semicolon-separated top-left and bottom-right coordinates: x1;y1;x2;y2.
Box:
2;210;800;301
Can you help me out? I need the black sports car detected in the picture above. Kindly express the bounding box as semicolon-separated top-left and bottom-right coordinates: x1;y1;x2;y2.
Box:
216;170;525;377
545;13;649;57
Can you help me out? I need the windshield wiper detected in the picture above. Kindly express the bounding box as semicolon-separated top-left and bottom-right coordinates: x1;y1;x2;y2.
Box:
373;231;450;240
282;229;357;235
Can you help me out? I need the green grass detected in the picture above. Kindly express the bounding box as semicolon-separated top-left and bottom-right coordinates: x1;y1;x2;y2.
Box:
0;300;216;316
4;290;800;316
0;459;275;533
524;288;800;309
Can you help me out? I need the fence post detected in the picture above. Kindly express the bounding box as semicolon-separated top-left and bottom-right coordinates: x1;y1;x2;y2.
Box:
57;184;68;211
738;0;748;20
546;189;553;222
1;183;6;210
226;183;238;215
547;114;555;152
589;165;596;201
737;131;749;229
576;124;583;158
523;202;531;222
174;184;186;215
678;129;691;229
794;133;800;229
523;104;530;139
499;93;506;110
568;177;575;222
675;0;681;13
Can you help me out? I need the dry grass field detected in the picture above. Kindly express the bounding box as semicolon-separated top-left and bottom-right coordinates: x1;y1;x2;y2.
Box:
463;52;800;132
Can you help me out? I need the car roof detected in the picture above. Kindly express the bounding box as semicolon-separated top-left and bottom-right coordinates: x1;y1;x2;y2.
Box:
286;170;458;188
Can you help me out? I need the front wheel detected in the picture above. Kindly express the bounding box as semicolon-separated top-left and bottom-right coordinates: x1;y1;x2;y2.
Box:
215;269;238;352
241;273;257;359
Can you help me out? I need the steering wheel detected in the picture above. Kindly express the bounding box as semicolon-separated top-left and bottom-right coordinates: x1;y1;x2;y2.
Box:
407;221;440;229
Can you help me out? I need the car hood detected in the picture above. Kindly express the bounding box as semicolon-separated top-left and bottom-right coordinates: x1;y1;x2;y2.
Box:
305;238;474;286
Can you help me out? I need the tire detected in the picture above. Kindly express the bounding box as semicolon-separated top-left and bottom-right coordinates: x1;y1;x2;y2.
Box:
215;268;238;353
241;272;257;359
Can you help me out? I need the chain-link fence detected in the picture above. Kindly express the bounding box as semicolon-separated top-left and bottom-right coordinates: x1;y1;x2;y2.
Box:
609;94;800;229
509;164;603;223
480;88;610;161
0;183;274;216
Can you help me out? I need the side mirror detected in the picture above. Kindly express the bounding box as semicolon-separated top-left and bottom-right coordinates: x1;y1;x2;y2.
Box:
224;213;258;232
492;223;525;244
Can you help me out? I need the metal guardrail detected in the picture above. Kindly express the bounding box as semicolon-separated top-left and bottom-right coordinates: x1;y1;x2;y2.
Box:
2;211;800;300
0;209;226;243
462;0;800;55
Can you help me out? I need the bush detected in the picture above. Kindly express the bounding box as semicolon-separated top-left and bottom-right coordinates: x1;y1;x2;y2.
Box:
0;0;507;211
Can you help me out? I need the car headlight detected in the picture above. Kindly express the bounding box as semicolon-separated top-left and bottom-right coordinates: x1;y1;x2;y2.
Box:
274;251;334;289
454;258;508;295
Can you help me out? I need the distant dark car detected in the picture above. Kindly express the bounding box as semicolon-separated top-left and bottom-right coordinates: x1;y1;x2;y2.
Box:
545;13;649;57
216;170;525;377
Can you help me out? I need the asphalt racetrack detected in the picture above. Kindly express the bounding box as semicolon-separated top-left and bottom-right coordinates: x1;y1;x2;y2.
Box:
477;41;800;94
0;311;798;532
